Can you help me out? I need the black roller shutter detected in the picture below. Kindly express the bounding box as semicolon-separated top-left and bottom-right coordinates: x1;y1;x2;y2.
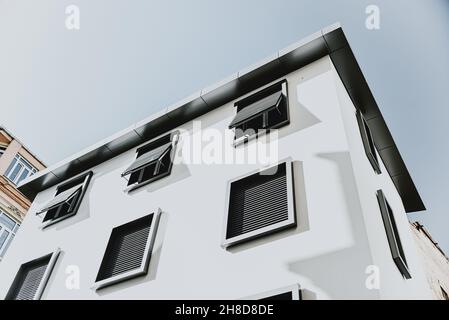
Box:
225;162;295;246
6;253;53;300
96;214;153;283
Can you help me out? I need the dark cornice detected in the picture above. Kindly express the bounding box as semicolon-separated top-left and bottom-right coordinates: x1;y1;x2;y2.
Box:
18;24;425;213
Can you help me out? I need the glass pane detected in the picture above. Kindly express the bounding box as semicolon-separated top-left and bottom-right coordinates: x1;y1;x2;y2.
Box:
8;162;23;183
0;230;9;251
20;157;33;170
1;233;14;257
13;224;20;233
4;157;17;177
17;168;30;185
0;213;16;230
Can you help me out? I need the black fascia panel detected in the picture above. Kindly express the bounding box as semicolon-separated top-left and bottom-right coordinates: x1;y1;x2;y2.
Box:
278;35;329;76
366;116;396;151
74;145;113;177
134;113;174;142
165;92;210;128
393;174;425;213
104;128;144;158
348;86;381;121
378;146;404;178
50;159;83;181
238;54;285;94
329;46;366;94
322;26;347;52
19;171;59;200
200;73;242;108
17;25;426;213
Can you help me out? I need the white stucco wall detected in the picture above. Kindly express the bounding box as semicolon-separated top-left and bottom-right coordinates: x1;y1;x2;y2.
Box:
334;64;432;299
0;55;429;300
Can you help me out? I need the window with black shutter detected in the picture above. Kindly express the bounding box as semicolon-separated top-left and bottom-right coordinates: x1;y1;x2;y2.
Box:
376;190;411;279
122;132;178;191
93;210;161;290
229;80;289;145
223;161;296;248
6;249;60;300
356;111;381;174
36;171;93;228
244;284;301;300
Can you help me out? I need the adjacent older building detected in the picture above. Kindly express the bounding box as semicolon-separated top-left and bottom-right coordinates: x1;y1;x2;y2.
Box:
410;222;449;300
0;24;437;299
0;127;46;260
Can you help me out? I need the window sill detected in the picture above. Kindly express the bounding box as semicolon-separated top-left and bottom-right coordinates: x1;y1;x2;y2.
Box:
124;171;172;193
40;212;77;230
233;119;290;148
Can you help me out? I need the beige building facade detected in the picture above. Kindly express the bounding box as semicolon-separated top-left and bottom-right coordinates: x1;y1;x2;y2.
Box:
0;127;45;260
411;222;449;300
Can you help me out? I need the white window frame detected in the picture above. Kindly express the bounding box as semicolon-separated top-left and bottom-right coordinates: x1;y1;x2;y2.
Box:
92;209;161;291
222;159;296;248
6;248;60;300
123;132;179;193
0;209;19;259
38;171;93;229
232;80;289;147
5;154;37;185
242;284;302;300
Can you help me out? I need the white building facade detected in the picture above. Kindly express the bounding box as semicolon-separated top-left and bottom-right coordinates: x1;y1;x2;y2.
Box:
0;24;432;300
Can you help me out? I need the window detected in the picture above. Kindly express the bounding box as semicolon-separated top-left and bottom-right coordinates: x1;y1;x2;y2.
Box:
222;161;296;248
0;146;5;157
5;249;60;300
4;154;37;185
122;132;178;191
229;80;289;145
0;210;19;259
356;111;381;174
93;210;161;290
244;284;302;300
36;171;93;228
376;190;411;279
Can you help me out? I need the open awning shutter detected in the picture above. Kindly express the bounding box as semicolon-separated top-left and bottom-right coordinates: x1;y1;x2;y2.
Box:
229;91;283;129
36;185;82;215
122;142;172;177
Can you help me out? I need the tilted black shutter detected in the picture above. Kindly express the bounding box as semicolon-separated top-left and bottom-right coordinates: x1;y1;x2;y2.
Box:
6;254;52;300
38;171;93;227
376;190;411;279
356;111;381;174
96;214;153;282
226;162;292;241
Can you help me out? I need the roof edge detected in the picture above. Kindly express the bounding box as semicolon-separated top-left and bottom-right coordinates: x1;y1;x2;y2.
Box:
18;23;425;213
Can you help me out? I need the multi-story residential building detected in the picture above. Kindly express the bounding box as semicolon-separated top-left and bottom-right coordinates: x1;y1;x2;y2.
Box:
0;24;435;299
0;127;46;260
410;222;449;300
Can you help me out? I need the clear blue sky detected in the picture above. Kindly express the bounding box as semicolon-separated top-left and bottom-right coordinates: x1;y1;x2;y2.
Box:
1;0;448;252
